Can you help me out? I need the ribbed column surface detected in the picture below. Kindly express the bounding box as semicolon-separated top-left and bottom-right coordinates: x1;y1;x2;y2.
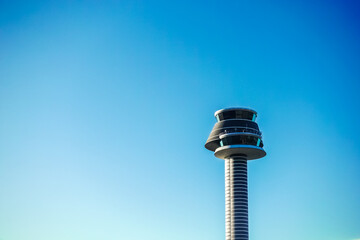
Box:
225;158;248;240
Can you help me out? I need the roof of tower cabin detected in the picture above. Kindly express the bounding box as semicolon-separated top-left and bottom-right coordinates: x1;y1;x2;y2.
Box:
214;107;257;117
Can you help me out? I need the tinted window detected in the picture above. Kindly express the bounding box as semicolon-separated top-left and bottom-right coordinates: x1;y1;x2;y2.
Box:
216;115;220;122
222;111;236;120
216;110;256;121
220;135;263;147
252;114;257;121
235;110;253;120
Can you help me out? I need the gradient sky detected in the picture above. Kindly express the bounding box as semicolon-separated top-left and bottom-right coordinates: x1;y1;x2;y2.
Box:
1;1;360;240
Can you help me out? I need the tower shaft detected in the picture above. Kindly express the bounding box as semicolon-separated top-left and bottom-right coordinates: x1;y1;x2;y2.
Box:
225;157;248;240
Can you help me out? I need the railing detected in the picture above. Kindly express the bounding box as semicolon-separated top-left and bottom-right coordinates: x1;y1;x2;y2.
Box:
220;127;262;136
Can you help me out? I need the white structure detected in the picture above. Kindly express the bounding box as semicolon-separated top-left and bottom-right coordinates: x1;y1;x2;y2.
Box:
205;108;266;240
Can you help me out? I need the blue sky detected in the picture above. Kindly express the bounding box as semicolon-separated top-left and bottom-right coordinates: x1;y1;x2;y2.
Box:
0;0;359;239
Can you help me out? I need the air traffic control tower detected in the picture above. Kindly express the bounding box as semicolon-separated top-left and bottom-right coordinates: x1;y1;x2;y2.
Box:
205;108;266;240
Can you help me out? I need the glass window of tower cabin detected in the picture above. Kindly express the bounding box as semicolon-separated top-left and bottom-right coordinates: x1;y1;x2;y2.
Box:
216;110;257;122
215;114;220;122
252;113;257;121
235;110;254;120
221;135;260;146
222;111;236;120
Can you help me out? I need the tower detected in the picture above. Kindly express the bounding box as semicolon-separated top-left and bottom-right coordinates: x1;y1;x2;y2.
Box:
205;108;266;240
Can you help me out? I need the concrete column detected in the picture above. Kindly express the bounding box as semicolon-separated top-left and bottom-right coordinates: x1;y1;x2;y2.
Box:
225;157;248;240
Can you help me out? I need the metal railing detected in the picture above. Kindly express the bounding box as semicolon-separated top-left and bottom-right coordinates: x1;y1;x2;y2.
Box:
220;127;261;136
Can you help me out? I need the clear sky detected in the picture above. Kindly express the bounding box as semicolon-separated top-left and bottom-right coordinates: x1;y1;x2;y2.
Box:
0;0;359;240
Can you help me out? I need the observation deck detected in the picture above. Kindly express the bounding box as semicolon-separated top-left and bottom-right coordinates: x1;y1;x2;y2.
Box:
205;108;266;160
